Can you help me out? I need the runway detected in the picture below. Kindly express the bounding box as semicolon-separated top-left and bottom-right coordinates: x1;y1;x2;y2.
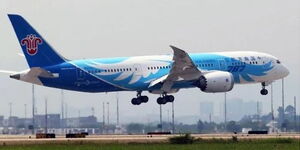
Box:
0;134;299;145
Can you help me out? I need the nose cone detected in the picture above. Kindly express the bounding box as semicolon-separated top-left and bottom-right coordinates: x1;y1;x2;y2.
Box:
280;65;290;78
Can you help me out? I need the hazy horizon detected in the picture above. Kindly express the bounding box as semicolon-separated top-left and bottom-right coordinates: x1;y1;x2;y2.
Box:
0;0;299;124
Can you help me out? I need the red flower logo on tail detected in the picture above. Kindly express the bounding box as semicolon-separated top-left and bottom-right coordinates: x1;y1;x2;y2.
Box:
21;34;43;56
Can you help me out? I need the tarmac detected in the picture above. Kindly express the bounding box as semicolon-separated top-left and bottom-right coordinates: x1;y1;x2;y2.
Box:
0;133;299;145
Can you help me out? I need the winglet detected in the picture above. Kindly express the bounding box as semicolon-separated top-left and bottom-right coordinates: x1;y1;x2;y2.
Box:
169;45;188;58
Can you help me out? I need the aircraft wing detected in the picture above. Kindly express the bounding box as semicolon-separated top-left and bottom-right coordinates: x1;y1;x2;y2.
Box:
149;45;202;92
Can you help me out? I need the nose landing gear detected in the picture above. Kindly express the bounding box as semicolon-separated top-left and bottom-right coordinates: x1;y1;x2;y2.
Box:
260;88;268;95
260;82;268;95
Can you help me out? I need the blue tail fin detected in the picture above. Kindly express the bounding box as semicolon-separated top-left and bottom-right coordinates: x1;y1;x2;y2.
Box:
8;14;66;68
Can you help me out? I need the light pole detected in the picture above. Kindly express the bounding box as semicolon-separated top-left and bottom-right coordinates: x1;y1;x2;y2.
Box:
107;102;110;126
107;102;110;133
65;103;68;120
9;102;12;128
45;99;48;134
281;78;285;131
224;92;227;132
61;90;64;131
294;96;297;131
32;84;35;135
172;101;175;134
159;104;162;132
9;102;12;118
271;83;275;132
116;92;119;126
102;102;105;134
91;107;95;116
257;100;260;129
24;103;27;134
65;103;68;132
24;104;27;119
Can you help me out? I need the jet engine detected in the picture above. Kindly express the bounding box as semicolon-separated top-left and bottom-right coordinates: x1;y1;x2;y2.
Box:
194;71;234;93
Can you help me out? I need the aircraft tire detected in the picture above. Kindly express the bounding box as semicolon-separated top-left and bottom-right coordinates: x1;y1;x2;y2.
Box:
157;97;166;105
141;96;149;103
131;98;142;105
260;89;268;95
166;95;174;102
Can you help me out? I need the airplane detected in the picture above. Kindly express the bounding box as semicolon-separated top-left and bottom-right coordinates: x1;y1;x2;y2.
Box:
1;14;289;105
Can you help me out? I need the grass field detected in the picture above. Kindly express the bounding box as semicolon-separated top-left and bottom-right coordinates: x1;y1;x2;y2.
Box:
0;139;299;150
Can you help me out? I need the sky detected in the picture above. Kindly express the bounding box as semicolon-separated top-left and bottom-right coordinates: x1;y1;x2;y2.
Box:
0;0;299;124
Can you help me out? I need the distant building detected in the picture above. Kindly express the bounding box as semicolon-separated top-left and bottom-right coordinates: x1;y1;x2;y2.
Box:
16;118;32;129
64;116;98;128
226;98;262;121
200;102;214;121
64;118;79;128
34;114;61;128
8;116;19;127
78;116;98;128
0;116;4;127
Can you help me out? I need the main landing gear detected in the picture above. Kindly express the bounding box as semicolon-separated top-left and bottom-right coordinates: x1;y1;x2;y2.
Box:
131;91;149;105
157;94;174;105
260;82;268;95
131;92;175;105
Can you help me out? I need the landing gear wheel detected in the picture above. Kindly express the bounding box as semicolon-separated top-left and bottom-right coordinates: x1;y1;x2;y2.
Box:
157;97;162;105
141;96;149;103
131;98;137;105
166;95;175;102
131;91;149;105
131;98;142;105
157;97;167;105
161;97;167;104
260;89;268;95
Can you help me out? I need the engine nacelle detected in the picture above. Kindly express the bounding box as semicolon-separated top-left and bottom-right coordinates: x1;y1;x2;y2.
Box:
195;71;234;93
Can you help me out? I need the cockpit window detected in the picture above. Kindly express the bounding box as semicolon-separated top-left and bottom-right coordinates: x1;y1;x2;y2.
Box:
276;60;281;64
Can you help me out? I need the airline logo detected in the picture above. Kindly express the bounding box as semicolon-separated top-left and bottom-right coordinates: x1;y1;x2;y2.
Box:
21;34;43;56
